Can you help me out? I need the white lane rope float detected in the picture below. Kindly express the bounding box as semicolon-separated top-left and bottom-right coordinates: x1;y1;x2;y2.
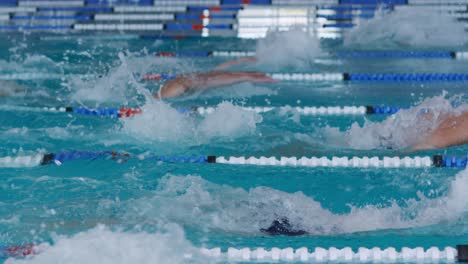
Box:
200;245;468;262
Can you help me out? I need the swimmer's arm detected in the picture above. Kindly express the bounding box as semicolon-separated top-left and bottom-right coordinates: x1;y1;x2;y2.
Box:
153;75;191;99
212;57;257;71
411;111;468;151
154;71;275;99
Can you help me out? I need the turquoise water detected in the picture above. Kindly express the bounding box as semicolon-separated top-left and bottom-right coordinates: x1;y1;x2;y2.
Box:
0;29;467;263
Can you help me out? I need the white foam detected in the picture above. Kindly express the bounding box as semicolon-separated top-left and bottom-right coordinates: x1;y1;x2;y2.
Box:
199;102;263;139
6;224;207;264
121;101;262;144
344;8;466;48
256;28;324;70
120;100;194;143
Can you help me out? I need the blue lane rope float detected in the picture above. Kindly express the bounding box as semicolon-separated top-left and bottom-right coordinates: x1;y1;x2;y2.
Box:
0;150;466;169
323;23;355;28
336;51;457;59
38;151;209;167
343;73;468;82
1;244;467;262
0;105;403;118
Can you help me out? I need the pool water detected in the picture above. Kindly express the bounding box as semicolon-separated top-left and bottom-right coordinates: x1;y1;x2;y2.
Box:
0;23;467;263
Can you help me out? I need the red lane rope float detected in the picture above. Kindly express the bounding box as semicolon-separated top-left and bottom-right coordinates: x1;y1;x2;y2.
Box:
1;244;36;257
191;24;204;30
155;51;176;57
118;107;142;118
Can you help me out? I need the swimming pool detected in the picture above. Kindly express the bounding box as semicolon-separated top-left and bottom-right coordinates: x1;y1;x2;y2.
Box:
0;8;467;263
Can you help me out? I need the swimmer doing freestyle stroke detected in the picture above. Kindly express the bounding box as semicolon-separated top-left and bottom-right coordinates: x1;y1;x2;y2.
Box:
152;57;276;99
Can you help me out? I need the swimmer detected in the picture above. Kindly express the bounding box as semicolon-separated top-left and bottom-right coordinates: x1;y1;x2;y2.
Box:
152;57;276;99
261;218;307;236
411;111;467;151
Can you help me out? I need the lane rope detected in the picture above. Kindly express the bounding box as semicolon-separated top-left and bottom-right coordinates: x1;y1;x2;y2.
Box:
1;244;467;262
4;72;468;82
155;50;468;59
0;151;465;169
0;73;94;81
0;105;402;117
201;245;468;262
143;72;468;82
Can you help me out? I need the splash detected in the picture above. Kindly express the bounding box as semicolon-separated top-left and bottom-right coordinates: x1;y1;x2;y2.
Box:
6;224;208;264
124;169;468;235
322;95;467;150
69;52;183;104
256;28;323;70
199;102;263;139
120;100;194;143
70;52;144;104
344;8;466;48
120;101;262;144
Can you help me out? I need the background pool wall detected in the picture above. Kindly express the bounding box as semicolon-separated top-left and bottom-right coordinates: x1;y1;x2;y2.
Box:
0;0;467;39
